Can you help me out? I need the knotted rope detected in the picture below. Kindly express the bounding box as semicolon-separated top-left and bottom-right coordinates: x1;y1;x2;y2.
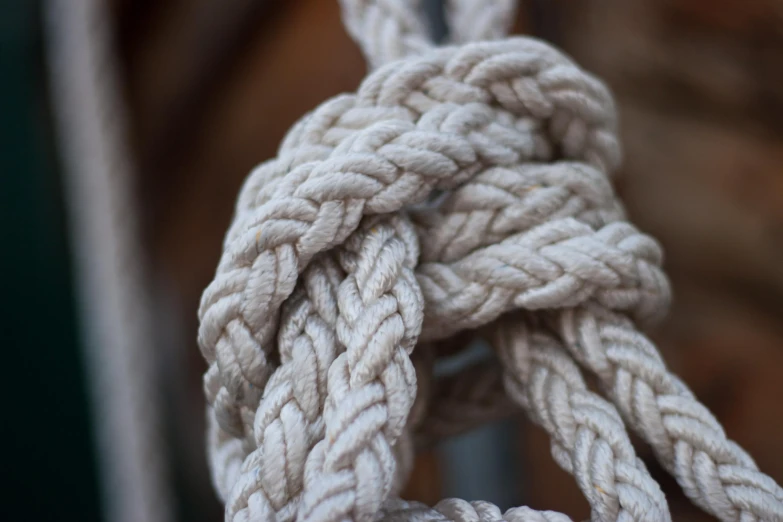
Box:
200;2;783;521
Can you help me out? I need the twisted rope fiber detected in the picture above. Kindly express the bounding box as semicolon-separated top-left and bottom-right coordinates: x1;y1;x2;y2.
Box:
199;36;620;441
200;1;782;521
202;43;648;516
413;139;782;521
205;54;620;512
379;498;571;522
402;156;670;521
203;36;613;521
223;216;423;522
296;214;423;522
554;306;783;522
492;318;668;522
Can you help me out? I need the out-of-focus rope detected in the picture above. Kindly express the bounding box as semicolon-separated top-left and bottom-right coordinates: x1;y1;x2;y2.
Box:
45;1;172;521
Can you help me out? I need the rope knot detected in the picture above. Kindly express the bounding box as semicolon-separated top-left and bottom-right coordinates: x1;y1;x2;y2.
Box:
200;3;783;522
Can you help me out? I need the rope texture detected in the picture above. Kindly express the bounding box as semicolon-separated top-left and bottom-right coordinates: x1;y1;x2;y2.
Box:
493;318;669;522
201;2;783;521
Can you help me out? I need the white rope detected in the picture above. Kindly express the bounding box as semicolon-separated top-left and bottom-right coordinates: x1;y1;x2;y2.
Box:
45;1;172;521
339;0;432;68
493;318;669;522
446;0;518;43
200;2;782;521
554;305;783;521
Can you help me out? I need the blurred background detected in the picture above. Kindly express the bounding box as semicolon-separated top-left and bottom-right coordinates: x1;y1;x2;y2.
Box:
3;0;783;520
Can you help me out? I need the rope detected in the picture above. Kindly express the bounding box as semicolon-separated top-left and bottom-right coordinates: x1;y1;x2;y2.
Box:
339;0;432;68
554;305;783;521
446;0;518;44
493;318;668;522
200;2;783;521
45;0;172;521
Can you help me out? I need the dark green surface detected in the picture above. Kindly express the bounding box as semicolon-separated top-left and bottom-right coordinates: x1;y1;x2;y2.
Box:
1;0;102;519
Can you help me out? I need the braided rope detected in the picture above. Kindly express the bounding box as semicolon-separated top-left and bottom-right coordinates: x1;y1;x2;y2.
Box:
216;213;441;522
379;498;571;522
415;139;782;522
415;216;669;339
493;318;669;522
554;306;783;521
200;1;782;521
296;214;423;522
403;152;669;521
407;112;782;520
199;37;620;440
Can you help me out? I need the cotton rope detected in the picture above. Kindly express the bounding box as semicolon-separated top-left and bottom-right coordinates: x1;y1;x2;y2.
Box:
200;1;783;521
45;0;172;521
